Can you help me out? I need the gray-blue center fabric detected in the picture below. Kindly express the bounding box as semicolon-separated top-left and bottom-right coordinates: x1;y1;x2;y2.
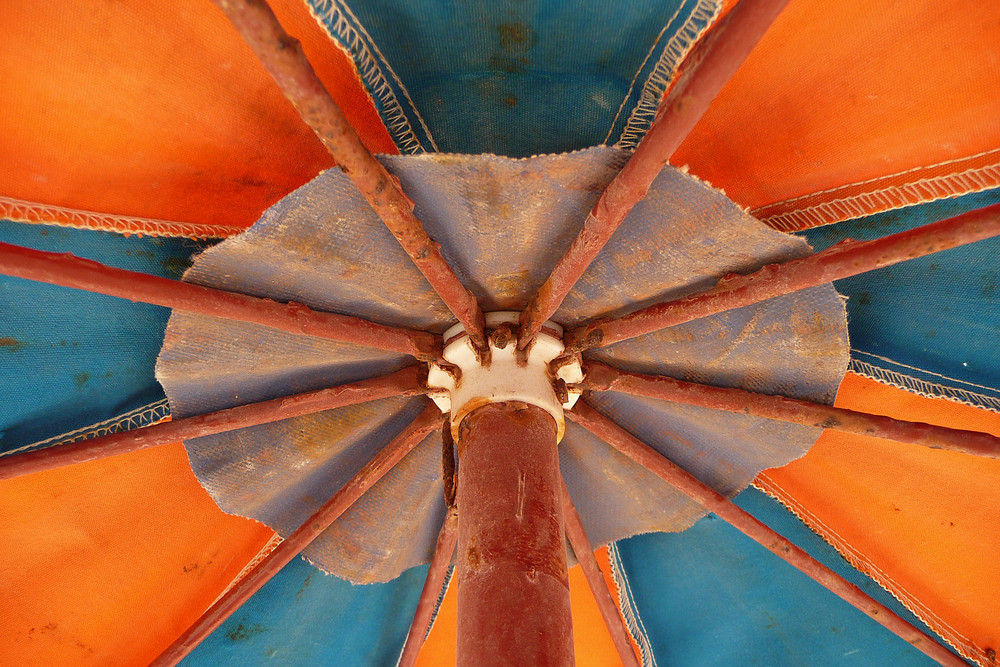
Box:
156;147;848;584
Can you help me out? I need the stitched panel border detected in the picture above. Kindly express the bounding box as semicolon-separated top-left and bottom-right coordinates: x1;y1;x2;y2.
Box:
753;149;1000;232
0;196;243;240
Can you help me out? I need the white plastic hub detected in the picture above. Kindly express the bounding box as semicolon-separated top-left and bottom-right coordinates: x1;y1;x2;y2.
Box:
427;312;582;443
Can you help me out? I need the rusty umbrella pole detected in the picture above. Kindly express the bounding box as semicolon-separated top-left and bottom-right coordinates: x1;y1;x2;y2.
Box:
569;203;1000;350
0;367;427;481
560;478;641;667
518;0;792;346
455;403;575;667
211;0;486;350
152;405;443;667
568;401;967;667
0;242;439;359
398;510;459;667
583;362;1000;458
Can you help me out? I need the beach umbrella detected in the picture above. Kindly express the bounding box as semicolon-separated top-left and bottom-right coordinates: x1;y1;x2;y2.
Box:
1;0;998;665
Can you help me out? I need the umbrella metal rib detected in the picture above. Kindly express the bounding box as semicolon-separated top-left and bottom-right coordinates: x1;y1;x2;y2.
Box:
561;478;642;667
518;0;792;347
398;509;459;667
151;404;444;667
567;202;1000;351
0;366;427;481
209;0;487;351
568;401;968;667
582;361;1000;458
0;241;439;359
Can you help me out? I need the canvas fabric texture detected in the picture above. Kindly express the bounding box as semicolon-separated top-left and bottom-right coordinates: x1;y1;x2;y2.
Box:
157;147;847;582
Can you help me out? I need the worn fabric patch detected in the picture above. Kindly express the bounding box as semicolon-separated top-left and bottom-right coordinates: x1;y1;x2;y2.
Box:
158;147;847;583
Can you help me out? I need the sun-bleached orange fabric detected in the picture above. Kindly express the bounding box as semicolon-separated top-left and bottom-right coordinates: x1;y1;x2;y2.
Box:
0;442;276;666
0;0;394;235
417;547;632;666
674;0;1000;230
758;373;1000;664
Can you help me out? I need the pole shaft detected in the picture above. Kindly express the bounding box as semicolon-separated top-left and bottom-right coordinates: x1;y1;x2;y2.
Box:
570;203;1000;350
210;0;485;349
0;367;427;481
455;403;574;667
583;362;1000;458
569;402;966;667
0;241;438;359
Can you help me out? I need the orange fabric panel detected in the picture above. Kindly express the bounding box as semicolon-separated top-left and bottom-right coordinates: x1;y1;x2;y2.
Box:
417;547;629;666
674;0;1000;226
0;442;276;666
0;0;394;234
758;373;1000;664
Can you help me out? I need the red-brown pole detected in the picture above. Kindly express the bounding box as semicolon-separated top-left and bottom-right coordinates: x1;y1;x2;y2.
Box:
569;203;1000;350
455;403;574;666
583;362;1000;458
518;0;791;346
210;0;486;350
151;405;443;667
398;509;459;667
560;478;640;667
568;401;966;667
0;241;439;359
0;367;426;481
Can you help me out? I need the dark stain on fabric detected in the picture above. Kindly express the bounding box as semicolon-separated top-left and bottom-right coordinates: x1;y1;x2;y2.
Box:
0;337;27;352
226;622;268;642
982;272;998;298
73;372;90;388
497;22;536;51
295;574;313;601
504;95;518;107
161;256;192;280
855;291;872;306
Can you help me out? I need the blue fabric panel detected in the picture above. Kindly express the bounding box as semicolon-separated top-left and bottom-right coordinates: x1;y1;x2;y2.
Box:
799;189;1000;411
182;557;424;667
308;0;718;156
0;221;210;453
613;486;962;666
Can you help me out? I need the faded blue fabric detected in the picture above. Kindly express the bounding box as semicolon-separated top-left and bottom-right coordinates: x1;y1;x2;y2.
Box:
799;188;1000;412
0;220;211;454
612;486;960;666
181;557;425;667
158;148;847;582
307;0;719;156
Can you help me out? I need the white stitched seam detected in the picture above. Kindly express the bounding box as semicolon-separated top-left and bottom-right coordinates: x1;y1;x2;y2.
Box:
0;196;241;239
305;0;437;153
608;542;658;667
753;477;983;664
0;399;171;457
757;162;1000;231
849;356;1000;414
615;0;721;150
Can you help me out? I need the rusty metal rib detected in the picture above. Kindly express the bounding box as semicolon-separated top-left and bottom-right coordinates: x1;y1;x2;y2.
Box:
210;0;485;349
0;367;428;481
518;0;792;347
568;401;967;667
0;241;439;359
561;478;641;667
150;405;443;667
398;510;459;667
583;362;1000;458
568;202;1000;350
